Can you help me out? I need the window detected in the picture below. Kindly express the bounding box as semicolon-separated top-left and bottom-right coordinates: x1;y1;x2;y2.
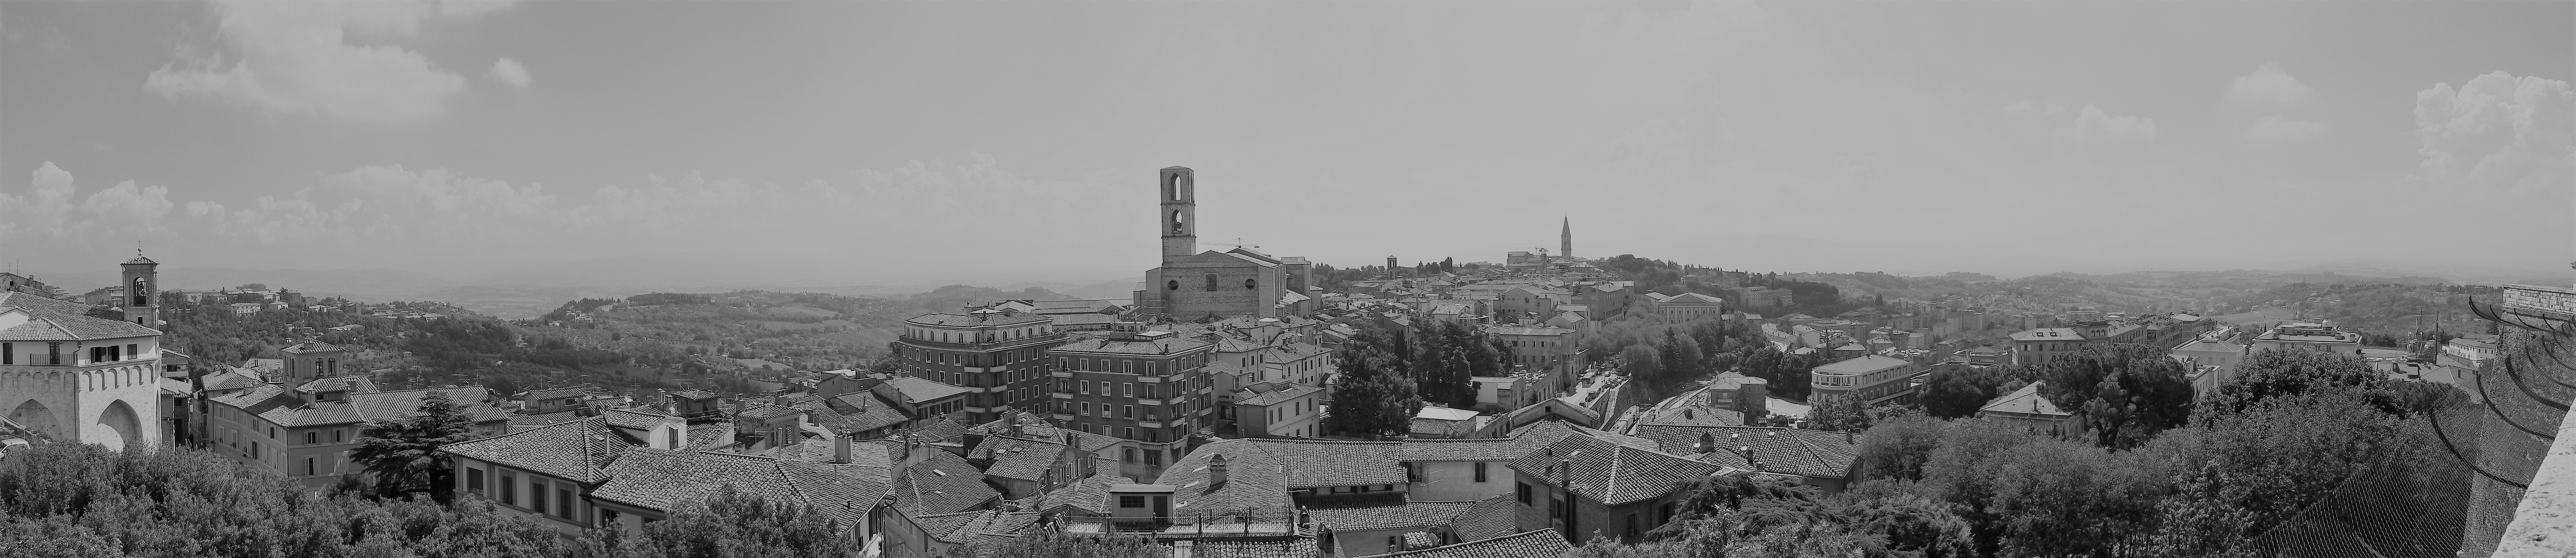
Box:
1516;482;1532;505
1122;448;1135;463
305;457;316;476
1204;274;1219;291
304;431;317;445
1167;280;1180;291
1119;495;1146;508
668;428;680;448
2;342;10;365
1244;278;1257;290
1627;514;1640;537
601;509;620;528
334;429;344;442
1388;536;1402;549
557;488;573;518
1474;462;1489;482
500;473;517;505
48;342;60;365
530;480;548;512
468;468;485;493
1144;450;1162;466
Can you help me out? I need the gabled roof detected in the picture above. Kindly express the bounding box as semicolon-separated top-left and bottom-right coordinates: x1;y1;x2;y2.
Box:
1452;495;1521;542
1637;424;1860;479
883;376;974;403
1235;383;1321;407
1395;438;1531;462
1162;438;1407;521
968;435;1070;482
1510;428;1717;505
1978;381;2071;418
890;444;1002;515
806;393;910;434
1034;472;1129;516
0;291;160;341
351;387;510;424
589;448;893;529
1307;499;1473;532
279;339;345;354
441;416;639;484
1350;529;1574;558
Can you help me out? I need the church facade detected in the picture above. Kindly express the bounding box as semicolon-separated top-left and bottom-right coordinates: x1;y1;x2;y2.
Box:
1133;167;1315;321
1;255;166;451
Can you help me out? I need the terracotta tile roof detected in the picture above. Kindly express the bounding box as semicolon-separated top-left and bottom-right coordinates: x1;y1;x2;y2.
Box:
441;416;637;484
352;387;510;425
0;291;160;341
200;370;267;391
736;403;802;420
910;415;970;444
522;386;590;402
1395;438;1532;462
1507;419;1655;451
1052;335;1215;356
1452;495;1520;542
1236;384;1321;407
589;448;893;529
883;376;973;403
1644;425;1859;480
1035;472;1126;516
514;410;587;427
1162;438;1410;523
279;340;345;354
908;312;1052;327
891;445;1001;515
1978;381;2071;417
1511;428;1717;505
1639;403;1746;427
601;408;676;432
968;435;1069;482
1190;537;1323;558
293;375;375;394
1306;499;1473;532
1350;529;1573;558
686;423;736;449
805;394;909;434
1408;418;1480;439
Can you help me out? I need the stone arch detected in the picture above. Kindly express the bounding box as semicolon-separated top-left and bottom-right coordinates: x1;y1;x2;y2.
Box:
94;400;141;450
8;399;62;440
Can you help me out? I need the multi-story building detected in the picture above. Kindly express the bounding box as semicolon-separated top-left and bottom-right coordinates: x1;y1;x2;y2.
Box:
1046;330;1217;481
2;282;164;450
2246;322;2364;356
1650;292;1725;323
1493;326;1579;390
1809;354;1919;407
201;335;513;488
1229;380;1323;439
890;308;1066;424
2008;328;2090;366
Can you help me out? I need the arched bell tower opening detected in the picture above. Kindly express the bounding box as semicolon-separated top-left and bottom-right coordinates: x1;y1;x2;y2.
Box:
1159;167;1196;264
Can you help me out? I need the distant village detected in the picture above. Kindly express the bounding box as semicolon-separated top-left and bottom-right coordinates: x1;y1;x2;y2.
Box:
0;165;2562;558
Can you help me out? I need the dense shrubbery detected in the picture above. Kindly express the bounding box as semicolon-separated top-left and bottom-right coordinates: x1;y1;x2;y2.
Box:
1581;349;2467;558
0;443;571;558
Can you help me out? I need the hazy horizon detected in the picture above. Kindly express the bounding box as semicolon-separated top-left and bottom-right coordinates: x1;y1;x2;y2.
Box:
5;1;2570;285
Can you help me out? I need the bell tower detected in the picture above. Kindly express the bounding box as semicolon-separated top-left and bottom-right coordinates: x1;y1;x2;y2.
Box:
118;250;160;329
1159;167;1196;264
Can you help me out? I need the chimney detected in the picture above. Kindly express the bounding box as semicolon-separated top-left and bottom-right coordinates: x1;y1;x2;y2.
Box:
902;435;931;470
834;431;854;464
1208;454;1230;488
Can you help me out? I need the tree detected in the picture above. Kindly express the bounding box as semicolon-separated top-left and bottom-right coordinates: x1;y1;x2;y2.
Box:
350;391;480;499
1852;413;1950;482
2033;343;2196;449
1805;394;1871;432
1917;365;2004;419
605;485;857;558
1326;326;1422;438
1619;344;1660;380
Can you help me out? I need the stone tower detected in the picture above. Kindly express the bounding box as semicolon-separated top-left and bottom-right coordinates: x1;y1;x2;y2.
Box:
1159;167;1196;265
1386;256;1399;279
118;251;159;328
1561;217;1573;259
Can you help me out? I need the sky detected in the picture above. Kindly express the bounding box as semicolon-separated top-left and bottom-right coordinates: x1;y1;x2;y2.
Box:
2;0;2569;285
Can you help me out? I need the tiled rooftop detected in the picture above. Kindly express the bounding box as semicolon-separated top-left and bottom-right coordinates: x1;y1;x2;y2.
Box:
442;416;638;484
1512;426;1717;505
1635;424;1860;479
0;291;161;341
1347;529;1573;558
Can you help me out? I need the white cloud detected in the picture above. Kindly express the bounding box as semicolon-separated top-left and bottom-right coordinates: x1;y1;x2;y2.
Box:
2053;105;2157;142
144;0;513;123
2242;115;2327;142
2225;62;2314;104
2414;71;2574;197
0;163;178;248
490;57;531;89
